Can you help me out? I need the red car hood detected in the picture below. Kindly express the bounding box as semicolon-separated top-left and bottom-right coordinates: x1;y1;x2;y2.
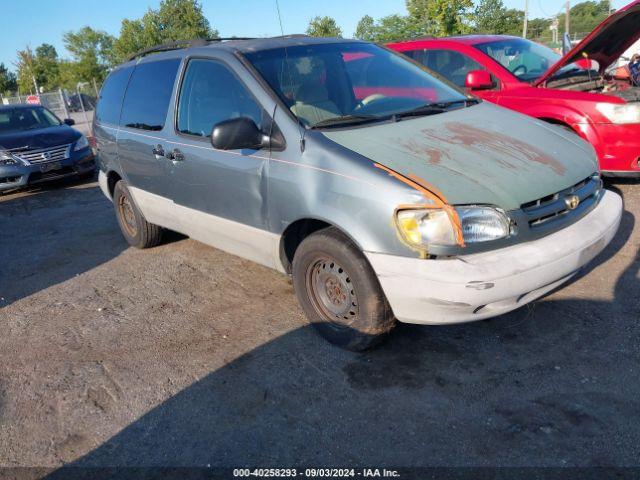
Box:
535;0;640;86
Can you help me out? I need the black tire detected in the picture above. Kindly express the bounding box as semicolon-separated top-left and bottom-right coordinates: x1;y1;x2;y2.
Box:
292;227;396;351
113;180;163;248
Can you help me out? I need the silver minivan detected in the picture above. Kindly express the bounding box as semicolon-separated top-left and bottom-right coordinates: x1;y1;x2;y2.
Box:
94;37;622;350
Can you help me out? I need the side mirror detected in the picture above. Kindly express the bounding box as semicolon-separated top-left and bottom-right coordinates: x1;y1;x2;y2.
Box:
211;117;266;151
465;70;494;90
63;118;75;126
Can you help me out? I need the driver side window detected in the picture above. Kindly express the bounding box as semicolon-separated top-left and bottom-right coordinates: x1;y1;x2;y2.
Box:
177;59;262;137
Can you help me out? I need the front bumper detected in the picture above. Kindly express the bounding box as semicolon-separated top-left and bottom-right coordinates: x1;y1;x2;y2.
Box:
0;147;95;192
593;123;640;176
366;190;622;325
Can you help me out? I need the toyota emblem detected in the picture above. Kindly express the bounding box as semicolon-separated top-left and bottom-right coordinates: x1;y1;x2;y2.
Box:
564;195;580;210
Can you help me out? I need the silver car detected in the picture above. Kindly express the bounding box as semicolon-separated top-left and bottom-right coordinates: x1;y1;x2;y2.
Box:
94;37;622;350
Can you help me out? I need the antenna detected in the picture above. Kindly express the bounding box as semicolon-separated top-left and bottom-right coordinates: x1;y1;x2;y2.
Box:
274;0;306;151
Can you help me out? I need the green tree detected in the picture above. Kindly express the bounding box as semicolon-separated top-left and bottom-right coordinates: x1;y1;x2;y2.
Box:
557;0;609;35
34;43;60;90
407;0;473;36
0;63;17;95
354;15;377;41
62;27;115;84
528;17;552;40
15;47;39;94
474;0;509;34
353;13;429;42
112;0;217;62
502;9;526;36
306;16;343;38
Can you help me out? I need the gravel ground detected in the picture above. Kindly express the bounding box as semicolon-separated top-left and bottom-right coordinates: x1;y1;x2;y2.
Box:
0;177;638;471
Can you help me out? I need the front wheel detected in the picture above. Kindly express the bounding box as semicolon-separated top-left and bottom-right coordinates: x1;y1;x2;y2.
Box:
292;227;396;351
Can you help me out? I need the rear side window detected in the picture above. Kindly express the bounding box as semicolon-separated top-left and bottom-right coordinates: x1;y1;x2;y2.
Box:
408;49;484;87
120;58;181;131
177;59;262;137
95;66;133;125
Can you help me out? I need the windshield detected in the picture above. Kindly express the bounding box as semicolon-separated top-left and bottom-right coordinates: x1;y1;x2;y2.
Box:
244;42;470;128
475;38;593;82
0;107;61;135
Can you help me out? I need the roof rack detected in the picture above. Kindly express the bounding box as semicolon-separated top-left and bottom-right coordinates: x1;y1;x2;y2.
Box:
268;34;310;39
127;37;257;62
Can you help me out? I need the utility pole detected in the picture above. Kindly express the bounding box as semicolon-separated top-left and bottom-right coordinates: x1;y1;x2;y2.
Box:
32;75;39;96
565;0;571;36
523;0;529;38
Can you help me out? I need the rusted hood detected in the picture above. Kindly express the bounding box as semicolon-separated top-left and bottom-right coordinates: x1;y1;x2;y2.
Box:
536;0;640;84
323;103;597;211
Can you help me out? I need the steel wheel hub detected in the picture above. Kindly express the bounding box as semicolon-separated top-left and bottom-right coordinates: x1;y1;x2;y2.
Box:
307;258;358;324
118;195;137;237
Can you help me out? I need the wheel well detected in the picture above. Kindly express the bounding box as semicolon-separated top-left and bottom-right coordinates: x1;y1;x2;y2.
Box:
539;117;575;133
280;219;333;273
107;171;122;198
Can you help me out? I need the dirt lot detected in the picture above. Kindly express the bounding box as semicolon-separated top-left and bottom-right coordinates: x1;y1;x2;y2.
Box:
0;177;638;472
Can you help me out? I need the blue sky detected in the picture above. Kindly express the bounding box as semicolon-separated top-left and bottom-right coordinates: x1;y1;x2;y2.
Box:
1;0;630;68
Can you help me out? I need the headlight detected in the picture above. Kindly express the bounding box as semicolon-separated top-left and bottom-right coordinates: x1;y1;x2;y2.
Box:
596;102;640;124
396;206;511;249
456;206;512;243
0;150;20;166
74;135;90;151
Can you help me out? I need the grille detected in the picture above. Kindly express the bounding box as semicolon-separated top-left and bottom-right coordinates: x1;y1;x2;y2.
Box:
521;175;602;230
14;144;70;164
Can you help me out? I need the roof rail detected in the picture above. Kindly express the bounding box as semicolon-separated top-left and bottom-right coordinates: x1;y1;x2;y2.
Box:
126;37;257;62
268;34;310;39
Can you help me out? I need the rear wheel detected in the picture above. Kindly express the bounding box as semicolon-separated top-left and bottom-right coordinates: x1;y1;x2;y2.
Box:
292;227;396;351
113;180;163;248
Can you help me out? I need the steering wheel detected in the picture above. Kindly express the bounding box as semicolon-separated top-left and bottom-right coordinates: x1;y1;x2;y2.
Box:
512;64;528;77
354;94;387;110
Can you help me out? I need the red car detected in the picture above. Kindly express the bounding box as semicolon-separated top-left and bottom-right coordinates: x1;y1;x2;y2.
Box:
388;0;640;177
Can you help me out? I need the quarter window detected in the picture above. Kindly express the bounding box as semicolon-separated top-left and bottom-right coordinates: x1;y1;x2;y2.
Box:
407;49;485;88
120;59;181;131
95;66;133;125
177;59;262;137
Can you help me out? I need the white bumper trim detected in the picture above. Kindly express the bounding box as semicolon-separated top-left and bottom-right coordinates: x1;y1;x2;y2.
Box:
98;170;111;202
366;190;623;325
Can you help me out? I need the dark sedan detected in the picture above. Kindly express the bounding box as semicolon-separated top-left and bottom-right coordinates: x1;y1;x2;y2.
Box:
0;104;95;192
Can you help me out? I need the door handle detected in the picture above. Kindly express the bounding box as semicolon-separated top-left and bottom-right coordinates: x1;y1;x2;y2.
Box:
152;145;165;157
166;148;185;162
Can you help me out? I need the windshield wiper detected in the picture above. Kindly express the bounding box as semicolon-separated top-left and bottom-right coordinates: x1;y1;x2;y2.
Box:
393;99;479;120
310;114;382;129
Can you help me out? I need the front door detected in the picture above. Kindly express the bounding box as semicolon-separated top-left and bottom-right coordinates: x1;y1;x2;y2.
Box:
167;58;270;230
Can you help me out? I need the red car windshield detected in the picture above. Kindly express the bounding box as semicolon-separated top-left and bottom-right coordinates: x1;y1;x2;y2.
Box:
475;38;594;82
244;42;469;128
